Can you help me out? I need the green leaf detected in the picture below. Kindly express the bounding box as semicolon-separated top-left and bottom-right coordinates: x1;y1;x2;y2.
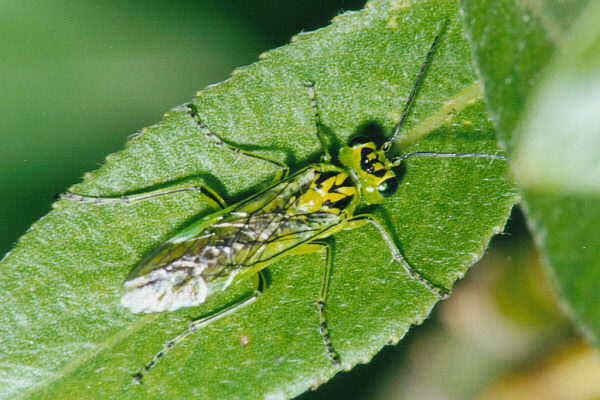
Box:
461;1;600;346
2;1;516;398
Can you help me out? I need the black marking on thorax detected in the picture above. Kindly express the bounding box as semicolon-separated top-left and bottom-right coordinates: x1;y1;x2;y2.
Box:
313;170;355;212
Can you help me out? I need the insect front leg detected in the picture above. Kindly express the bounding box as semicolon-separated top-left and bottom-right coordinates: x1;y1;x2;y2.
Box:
304;81;332;163
59;184;227;210
348;215;450;299
132;270;267;384
289;240;341;366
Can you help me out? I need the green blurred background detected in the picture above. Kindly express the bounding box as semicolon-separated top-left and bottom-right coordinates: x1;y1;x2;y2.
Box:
2;1;597;399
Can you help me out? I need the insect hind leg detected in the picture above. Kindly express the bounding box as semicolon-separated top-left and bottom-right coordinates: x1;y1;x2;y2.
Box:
132;270;267;384
59;184;227;210
348;214;449;299
186;103;288;181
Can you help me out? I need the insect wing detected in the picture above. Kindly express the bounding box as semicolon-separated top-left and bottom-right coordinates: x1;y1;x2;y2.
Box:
245;212;340;265
121;166;349;314
228;166;348;266
121;212;226;314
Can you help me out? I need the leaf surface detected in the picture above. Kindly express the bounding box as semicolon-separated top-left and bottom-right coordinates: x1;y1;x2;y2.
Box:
1;1;516;398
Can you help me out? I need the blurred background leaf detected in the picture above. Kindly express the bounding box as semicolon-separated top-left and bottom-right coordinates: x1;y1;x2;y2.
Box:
461;0;600;356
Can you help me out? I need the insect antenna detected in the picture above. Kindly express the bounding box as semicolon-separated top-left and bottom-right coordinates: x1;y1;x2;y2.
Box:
382;25;445;153
391;151;506;167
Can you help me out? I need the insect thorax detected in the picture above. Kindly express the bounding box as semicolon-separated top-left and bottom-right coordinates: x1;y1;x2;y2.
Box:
292;165;359;216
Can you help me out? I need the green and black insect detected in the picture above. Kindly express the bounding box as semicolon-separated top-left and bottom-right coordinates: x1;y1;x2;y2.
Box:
61;30;504;383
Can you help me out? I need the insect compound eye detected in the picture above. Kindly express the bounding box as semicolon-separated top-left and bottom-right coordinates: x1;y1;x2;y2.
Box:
377;177;398;197
348;136;372;148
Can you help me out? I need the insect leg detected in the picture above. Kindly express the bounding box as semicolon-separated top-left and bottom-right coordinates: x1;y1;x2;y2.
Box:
186;103;289;181
304;81;332;163
132;270;267;384
59;184;227;210
289;241;341;365
315;240;341;366
348;215;450;299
